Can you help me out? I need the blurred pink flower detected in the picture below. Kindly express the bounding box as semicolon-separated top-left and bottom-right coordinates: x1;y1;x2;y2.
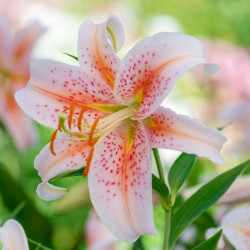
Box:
0;15;44;149
193;41;250;156
205;41;250;100
85;210;117;250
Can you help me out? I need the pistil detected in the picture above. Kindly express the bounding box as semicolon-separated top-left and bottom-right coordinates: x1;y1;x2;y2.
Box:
49;103;137;174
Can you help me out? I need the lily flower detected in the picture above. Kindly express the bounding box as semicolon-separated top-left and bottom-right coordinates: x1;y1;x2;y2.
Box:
206;206;250;250
0;219;29;250
15;16;226;242
0;15;44;149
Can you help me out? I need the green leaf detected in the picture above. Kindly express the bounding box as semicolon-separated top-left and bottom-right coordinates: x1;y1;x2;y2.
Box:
0;164;53;246
191;229;222;250
132;237;145;250
63;52;78;61
152;174;169;198
169;159;250;248
50;167;85;182
2;201;26;224
217;122;231;131
168;153;196;196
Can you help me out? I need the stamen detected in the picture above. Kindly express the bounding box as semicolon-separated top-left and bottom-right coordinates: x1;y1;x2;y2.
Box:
78;107;86;131
59;113;88;139
83;147;94;177
89;117;100;146
68;101;75;129
50;128;60;155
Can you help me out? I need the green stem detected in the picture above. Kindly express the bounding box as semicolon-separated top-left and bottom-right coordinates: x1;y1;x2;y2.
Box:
28;238;53;250
152;148;165;183
152;148;171;250
163;209;171;250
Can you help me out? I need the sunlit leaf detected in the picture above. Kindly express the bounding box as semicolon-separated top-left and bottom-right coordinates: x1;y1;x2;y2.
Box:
168;153;196;196
63;52;78;61
152;174;169;198
191;229;222;250
169;159;250;247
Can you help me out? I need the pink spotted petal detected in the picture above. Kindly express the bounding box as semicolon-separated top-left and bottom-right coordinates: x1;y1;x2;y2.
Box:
222;207;250;250
29;60;116;104
88;122;157;242
11;21;45;75
35;132;91;201
145;107;226;164
0;219;29;250
115;32;219;118
15;62;110;129
78;15;124;88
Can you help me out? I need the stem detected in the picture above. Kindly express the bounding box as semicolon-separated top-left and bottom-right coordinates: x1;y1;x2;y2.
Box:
28;238;53;250
152;148;171;250
163;209;171;250
152;148;165;183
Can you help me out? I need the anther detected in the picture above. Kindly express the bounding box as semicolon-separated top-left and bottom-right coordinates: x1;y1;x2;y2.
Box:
83;147;95;177
78;107;86;131
50;128;60;155
89;117;100;146
68;101;75;129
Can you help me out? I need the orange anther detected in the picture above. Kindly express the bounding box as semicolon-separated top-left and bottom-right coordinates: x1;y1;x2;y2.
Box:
68;101;75;130
50;128;60;155
78;107;86;131
83;147;94;177
89;117;100;146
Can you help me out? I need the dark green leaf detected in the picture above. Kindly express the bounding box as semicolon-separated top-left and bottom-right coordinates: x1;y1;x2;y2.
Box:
63;52;78;61
50;167;85;182
217;122;231;131
168;153;196;195
152;174;169;198
192;229;222;250
0;164;53;246
169;159;250;248
132;237;145;250
2;201;26;224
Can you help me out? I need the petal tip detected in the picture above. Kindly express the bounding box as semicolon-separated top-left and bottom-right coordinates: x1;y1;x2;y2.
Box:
37;182;68;201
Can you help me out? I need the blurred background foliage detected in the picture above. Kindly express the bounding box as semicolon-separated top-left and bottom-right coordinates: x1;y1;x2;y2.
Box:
0;0;249;249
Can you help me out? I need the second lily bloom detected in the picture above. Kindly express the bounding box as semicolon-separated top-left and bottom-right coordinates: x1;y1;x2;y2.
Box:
15;15;226;242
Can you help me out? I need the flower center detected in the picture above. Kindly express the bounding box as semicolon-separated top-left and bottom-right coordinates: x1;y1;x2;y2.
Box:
49;102;137;176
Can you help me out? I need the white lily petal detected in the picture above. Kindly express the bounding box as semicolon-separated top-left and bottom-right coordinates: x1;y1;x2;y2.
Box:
0;219;29;250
